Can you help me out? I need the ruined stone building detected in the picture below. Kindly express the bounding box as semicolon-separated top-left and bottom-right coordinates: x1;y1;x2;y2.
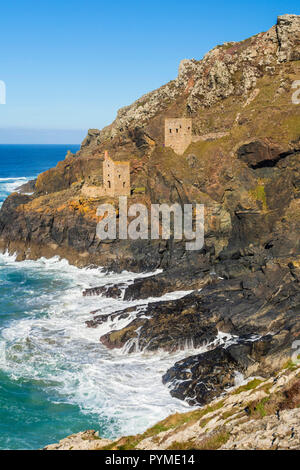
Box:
165;118;192;155
101;151;130;197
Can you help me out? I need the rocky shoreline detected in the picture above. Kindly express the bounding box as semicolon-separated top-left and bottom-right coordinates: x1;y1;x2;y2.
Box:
44;364;300;450
80;258;300;407
1;14;300;450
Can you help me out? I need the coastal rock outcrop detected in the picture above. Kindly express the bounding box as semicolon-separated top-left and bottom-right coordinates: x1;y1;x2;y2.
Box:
276;14;300;62
162;336;273;405
82;259;300;405
1;15;300;415
45;366;300;450
44;430;112;450
98;293;219;353
1;15;300;273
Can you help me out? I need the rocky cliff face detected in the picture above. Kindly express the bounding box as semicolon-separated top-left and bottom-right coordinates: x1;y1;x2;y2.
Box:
1;15;300;424
0;15;299;272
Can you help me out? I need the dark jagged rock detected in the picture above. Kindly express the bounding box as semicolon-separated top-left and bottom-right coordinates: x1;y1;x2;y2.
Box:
82;262;300;403
236;141;299;169
86;306;144;328
16;179;37;194
83;283;126;298
162;335;274;406
123;267;209;301
99;292;219;353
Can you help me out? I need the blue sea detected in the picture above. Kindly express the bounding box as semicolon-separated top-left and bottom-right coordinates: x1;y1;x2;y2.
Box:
0;145;195;449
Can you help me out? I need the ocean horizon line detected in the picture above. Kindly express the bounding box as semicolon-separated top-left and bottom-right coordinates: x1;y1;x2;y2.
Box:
0;143;81;146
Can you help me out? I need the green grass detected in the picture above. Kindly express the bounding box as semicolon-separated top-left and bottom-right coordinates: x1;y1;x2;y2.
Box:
221;409;238;420
197;431;231;450
167;431;231;451
233;378;263;395
99;400;225;450
132;187;146;194
249;185;267;211
283;360;299;371
254;397;270;418
167;439;197;450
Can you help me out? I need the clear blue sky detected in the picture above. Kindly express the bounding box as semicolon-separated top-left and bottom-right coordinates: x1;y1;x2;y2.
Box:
0;0;299;144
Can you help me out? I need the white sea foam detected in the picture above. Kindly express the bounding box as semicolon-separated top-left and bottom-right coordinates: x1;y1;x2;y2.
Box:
0;177;32;181
0;253;233;438
0;176;33;188
0;176;35;206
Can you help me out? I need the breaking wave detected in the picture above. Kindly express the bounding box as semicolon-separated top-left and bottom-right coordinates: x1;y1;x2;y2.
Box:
0;253;232;449
0;176;34;207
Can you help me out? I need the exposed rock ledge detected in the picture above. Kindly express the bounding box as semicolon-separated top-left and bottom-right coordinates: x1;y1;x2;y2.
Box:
44;365;300;450
44;430;112;450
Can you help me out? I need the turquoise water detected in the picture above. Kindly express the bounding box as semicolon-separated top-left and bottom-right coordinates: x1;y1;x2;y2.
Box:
0;145;194;450
0;255;118;449
0;145;99;449
0;145;101;449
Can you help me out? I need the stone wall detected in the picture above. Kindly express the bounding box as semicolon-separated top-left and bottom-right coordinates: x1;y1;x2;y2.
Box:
102;152;130;196
165;118;192;155
112;160;131;196
81;151;130;198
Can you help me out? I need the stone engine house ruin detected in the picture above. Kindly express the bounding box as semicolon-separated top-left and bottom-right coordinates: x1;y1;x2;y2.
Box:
100;151;130;197
165;118;192;155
